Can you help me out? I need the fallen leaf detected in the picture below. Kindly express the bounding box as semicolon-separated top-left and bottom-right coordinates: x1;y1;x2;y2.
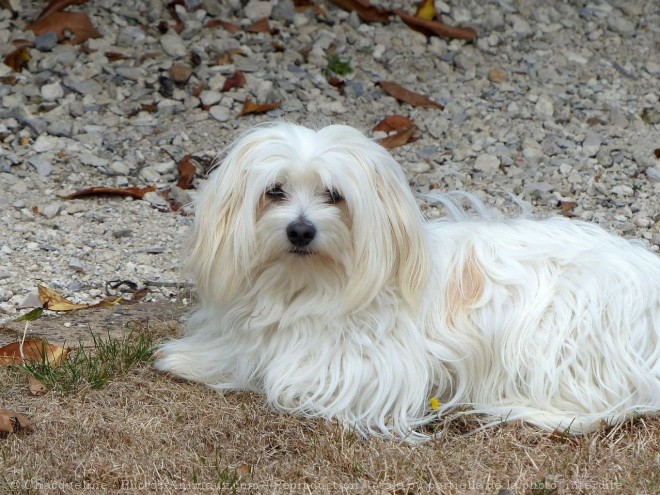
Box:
176;154;196;190
0;410;31;434
558;200;577;217
205;18;241;33
13;308;44;322
131;287;150;302
222;70;247;92
328;0;391;24
373;115;414;133
25;11;101;45
36;0;88;21
377;81;443;109
396;11;477;40
37;285;122;312
245;18;275;34
3;46;31;72
293;0;326;17
29;376;48;396
239;99;280;116
378;124;418;149
0;339;70;367
166;0;185;34
64;185;157;200
414;0;436;21
105;51;129;61
327;76;345;93
38;285;88;311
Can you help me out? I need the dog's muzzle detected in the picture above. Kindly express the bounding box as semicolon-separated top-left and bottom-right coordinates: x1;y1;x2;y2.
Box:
286;219;316;249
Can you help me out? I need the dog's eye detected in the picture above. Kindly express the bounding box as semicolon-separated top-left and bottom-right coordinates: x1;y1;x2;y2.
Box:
326;188;344;204
266;185;286;201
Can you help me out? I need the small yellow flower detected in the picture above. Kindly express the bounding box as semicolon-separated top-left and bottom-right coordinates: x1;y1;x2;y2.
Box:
429;397;440;411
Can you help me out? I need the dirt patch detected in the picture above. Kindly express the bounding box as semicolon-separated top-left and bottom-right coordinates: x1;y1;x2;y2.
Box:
0;301;188;347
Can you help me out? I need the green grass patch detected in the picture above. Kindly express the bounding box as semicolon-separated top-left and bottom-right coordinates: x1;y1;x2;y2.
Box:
324;55;353;76
19;331;154;393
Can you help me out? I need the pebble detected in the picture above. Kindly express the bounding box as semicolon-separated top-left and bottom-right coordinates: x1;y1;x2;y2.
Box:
581;132;602;157
169;63;193;83
474;154;500;173
209;105;231;122
646;167;660;182
28;156;54;176
534;95;554;119
160;33;188;58
244;0;272;21
34;32;58;51
200;90;223;107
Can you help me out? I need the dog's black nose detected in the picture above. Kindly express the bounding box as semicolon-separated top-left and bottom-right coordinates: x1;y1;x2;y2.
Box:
286;220;316;247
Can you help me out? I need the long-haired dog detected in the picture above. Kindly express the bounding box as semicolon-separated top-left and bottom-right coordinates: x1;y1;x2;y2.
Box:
155;123;660;441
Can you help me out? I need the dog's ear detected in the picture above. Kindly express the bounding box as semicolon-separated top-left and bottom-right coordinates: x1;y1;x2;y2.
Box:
186;139;259;304
347;148;430;311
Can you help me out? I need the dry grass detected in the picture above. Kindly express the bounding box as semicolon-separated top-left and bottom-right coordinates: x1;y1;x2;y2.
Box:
1;321;658;495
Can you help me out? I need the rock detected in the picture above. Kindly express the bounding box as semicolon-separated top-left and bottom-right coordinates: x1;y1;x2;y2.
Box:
200;90;222;107
611;185;634;196
33;135;64;152
209;105;231;121
160;33;188;58
169;63;193;83
140;167;162;183
244;1;272;21
109;161;131;175
80;153;109;168
488;68;507;83
113;228;133;238
534;94;554;119
474;154;500;173
28;156;54;176
271;0;295;22
645;167;660;182
41;82;64;101
41;203;61;219
35;32;58;51
581;132;601;157
143;191;169;208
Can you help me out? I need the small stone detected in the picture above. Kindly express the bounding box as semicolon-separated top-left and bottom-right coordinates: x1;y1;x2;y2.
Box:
140;167;162;183
244;0;272;21
271;0;295;22
534;94;554;119
139;246;165;254
0;289;12;302
113;228;134;238
33;135;64;152
488;68;507;83
35;32;58;51
69;258;87;271
474;154;500;173
510;14;532;35
608;13;636;36
160;33;188;58
46;120;73;137
143;191;169;208
41;203;61;219
611;185;633;196
19;291;42;309
80;153;109;168
41;82;64;101
581;132;602;157
109;161;131;175
209;105;231;122
28;156;54;176
169;63;193;83
645;167;660;182
200;90;223;107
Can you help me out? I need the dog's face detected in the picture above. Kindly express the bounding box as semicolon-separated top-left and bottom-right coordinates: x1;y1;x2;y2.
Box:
189;124;429;312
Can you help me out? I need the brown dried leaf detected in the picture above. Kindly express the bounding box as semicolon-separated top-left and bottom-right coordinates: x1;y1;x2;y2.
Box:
654;148;660;159
548;428;580;446
205;18;241;33
38;285;122;312
25;11;101;45
37;0;88;21
0;339;70;367
378;124;418;149
294;0;326;17
0;410;31;434
396;11;477;40
239;99;280;116
166;0;185;34
328;0;391;24
176;154;196;190
3;46;31;72
245;18;274;34
373;115;414;133
222;70;247;92
29;376;48;396
64;185;157;200
558;200;577;217
378;81;443;109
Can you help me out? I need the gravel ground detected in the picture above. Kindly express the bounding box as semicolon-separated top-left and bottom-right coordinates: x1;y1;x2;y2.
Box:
0;0;658;318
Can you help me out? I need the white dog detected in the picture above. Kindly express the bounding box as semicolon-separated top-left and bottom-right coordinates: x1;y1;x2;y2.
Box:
155;123;660;441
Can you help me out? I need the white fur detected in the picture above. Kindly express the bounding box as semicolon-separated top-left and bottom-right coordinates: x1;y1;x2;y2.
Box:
155;123;660;441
